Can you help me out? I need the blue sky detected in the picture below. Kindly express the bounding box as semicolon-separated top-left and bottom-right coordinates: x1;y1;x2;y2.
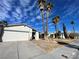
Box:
0;0;79;33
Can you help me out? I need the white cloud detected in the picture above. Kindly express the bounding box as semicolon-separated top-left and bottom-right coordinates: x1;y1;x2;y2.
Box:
12;12;21;19
20;0;31;7
0;11;8;20
31;18;35;22
35;23;39;26
50;27;55;29
62;4;78;18
35;9;40;14
29;12;34;16
36;15;41;19
23;0;37;11
3;0;11;8
16;7;21;14
49;23;52;26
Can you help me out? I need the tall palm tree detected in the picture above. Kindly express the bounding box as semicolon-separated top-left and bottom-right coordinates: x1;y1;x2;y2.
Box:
38;0;53;40
45;3;53;38
38;0;46;39
52;16;60;38
52;16;59;33
71;20;75;33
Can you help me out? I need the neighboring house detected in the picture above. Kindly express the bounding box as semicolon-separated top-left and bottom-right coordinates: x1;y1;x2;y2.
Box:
48;32;65;39
49;32;79;39
68;32;79;39
2;24;39;42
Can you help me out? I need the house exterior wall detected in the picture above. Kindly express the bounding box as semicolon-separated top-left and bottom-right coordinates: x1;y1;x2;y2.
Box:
2;26;32;42
35;32;39;40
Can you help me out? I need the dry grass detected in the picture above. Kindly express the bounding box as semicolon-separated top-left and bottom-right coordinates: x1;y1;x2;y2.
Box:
32;39;76;53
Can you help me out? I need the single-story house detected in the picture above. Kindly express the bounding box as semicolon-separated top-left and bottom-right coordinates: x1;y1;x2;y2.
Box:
2;24;39;42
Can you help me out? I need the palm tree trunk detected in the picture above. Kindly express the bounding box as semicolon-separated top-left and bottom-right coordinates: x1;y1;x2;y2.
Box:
55;24;58;38
55;24;57;33
73;25;75;33
41;11;45;40
45;11;49;40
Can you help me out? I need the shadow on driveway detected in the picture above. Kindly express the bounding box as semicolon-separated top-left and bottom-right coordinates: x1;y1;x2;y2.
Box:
57;41;79;50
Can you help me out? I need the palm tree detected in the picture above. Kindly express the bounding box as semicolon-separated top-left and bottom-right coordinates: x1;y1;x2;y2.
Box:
71;20;75;33
52;16;60;38
52;16;59;32
45;2;53;39
38;0;53;40
38;0;46;40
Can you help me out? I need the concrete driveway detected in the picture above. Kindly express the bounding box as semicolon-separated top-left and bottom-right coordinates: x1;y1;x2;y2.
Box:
0;41;45;59
0;39;79;59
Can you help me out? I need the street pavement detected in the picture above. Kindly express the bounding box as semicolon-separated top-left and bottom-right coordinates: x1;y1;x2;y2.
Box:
0;39;79;59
